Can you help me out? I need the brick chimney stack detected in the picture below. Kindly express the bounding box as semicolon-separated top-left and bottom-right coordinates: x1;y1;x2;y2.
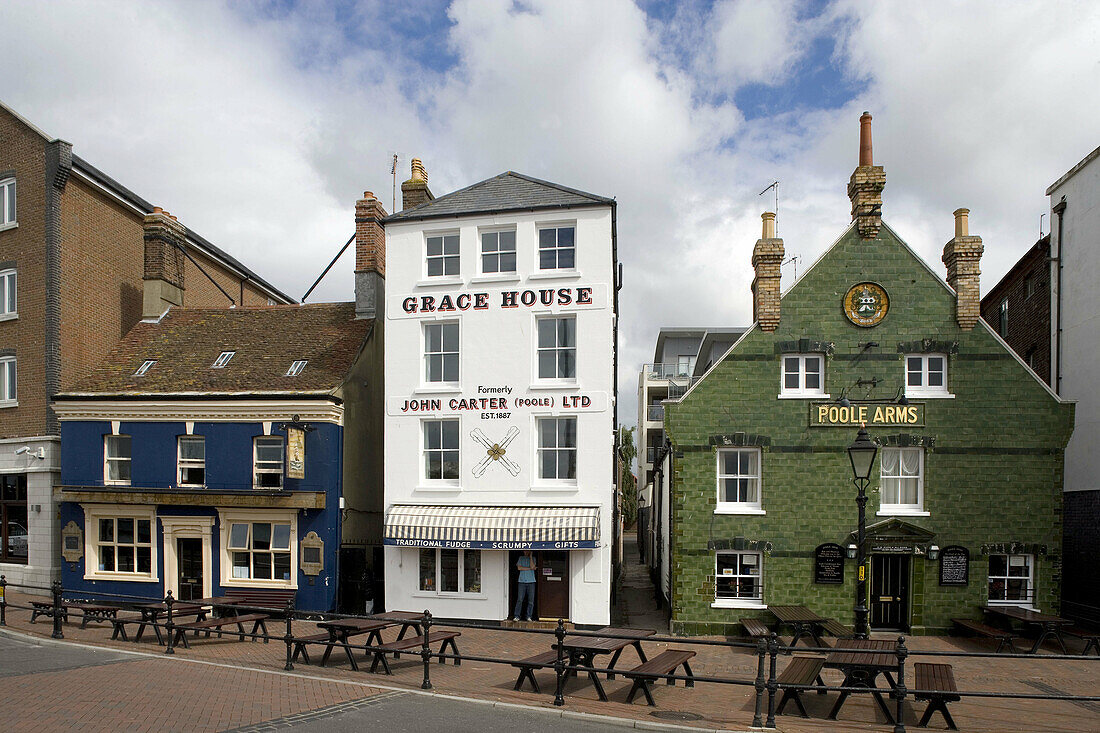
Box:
354;191;387;319
752;211;784;331
142;207;187;318
942;208;984;330
847;112;886;239
400;158;434;211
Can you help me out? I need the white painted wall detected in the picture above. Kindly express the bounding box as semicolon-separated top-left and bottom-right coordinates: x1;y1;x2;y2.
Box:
0;436;60;593
383;205;615;625
1049;147;1100;493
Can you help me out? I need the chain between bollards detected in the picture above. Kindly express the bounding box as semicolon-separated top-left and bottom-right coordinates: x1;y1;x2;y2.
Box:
164;591;175;654
751;636;766;727
420;609;433;690
283;600;295;671
894;635;908;733
50;580;64;639
553;618;566;707
765;631;779;728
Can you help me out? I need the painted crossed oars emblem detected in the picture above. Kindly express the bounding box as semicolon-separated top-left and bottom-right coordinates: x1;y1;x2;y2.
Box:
471;426;521;477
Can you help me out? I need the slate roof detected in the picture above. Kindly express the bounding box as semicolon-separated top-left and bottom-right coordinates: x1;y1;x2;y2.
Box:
56;303;370;398
384;171;614;223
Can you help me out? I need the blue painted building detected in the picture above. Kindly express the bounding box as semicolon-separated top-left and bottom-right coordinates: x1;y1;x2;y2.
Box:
53;302;379;612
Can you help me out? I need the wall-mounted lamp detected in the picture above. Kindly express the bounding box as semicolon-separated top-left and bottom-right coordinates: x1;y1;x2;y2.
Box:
928;545;940;561
846;543;858;559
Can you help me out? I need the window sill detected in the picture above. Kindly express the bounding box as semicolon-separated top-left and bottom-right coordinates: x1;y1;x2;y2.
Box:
222;578;297;589
0;312;16;322
711;599;766;610
84;572;159;583
103;481;131;487
416;276;464;288
714;507;766;515
986;601;1038;611
529;380;579;391
529;483;580;492
0;400;17;409
470;274;520;284
0;222;17;233
876;510;930;517
528;270;581;281
414;385;462;394
905;392;954;399
412;591;488;600
415;484;462;493
777;393;830;400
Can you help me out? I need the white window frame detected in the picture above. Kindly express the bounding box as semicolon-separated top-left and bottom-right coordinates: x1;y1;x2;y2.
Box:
0;268;16;318
537;224;576;271
779;354;826;397
217;508;298;589
878;447;927;516
536;316;576;382
81;504;158;582
715;447;764;514
537;416;577;482
712;550;764;609
905;354;951;398
425;231;460;278
286;360;307;377
423;321;460;386
133;359;156;377
0;356;15;407
103;434;132;486
415;547;483;596
253;436;284;489
479;228;517;275
987;553;1034;608
0;177;15;229
177;435;206;487
422;418;460;484
212;351;235;368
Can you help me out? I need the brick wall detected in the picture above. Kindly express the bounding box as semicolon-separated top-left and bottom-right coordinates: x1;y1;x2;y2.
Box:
666;224;1074;635
980;237;1050;384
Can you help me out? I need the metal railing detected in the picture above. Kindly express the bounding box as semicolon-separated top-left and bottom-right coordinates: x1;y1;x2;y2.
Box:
646;404;664;421
1;576;1098;731
643;363;693;380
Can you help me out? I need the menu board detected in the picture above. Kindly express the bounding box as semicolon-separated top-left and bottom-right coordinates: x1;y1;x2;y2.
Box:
814;543;845;584
939;546;969;586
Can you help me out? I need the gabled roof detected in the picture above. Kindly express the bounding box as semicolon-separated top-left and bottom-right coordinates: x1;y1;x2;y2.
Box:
384;171;614;224
56;303;371;398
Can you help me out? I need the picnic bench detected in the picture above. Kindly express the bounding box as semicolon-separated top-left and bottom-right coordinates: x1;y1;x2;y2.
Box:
30;601;119;628
622;649;695;706
314;618;392;670
512;650;560;693
914;662;959;730
368;631;462;675
776;654;827;718
223;588;295;615
769;605;829;649
819;618;855;639
291;632;333;664
982;605;1073;654
741;617;770;639
951;618;1018;653
170;613;270;648
1064;626;1100;656
108;614;145;641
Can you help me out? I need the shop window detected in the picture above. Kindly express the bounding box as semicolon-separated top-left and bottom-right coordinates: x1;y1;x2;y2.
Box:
177;436;205;487
426;232;459;277
423;419;459;481
988;554;1033;606
253;436;284;488
0;473;28;564
418;547;481;594
780;354;824;397
714;551;763;607
538;417;577;480
538;225;575;270
424;322;459;384
481;229;516;274
716;448;762;512
880;447;924;513
227;521;293;582
906;354;949;396
104;434;132;486
537;317;576;380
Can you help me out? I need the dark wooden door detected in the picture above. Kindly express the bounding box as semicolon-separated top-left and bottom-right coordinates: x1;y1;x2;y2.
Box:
870;555;909;630
536;551;569;620
177;538;203;601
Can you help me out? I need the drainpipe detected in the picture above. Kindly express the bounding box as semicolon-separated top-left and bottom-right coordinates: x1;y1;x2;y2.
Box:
1052;197;1067;394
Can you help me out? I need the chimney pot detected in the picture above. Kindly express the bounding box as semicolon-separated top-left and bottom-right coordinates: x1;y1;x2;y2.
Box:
859;112;873;166
953;208;969;237
761;211;776;239
751;217;784;332
152;206;163;214
401;158;434;211
848;112;886;238
410;158;427;182
943;208;984;330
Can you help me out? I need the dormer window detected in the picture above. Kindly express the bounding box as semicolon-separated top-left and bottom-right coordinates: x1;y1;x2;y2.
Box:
212;351;235;368
133;360;156;377
286;360;307;377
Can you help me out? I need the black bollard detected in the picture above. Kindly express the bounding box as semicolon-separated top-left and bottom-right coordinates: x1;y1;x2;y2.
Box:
765;631;779;728
894;635;908;733
283;600;295;671
752;636;766;727
553;618;566;707
0;574;6;627
164;591;175;654
51;580;63;639
420;609;433;690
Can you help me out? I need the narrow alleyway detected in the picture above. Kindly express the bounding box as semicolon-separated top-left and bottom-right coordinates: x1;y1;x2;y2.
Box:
614;534;669;631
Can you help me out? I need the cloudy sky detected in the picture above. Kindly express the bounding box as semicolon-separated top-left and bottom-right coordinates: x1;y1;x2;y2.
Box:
3;0;1098;427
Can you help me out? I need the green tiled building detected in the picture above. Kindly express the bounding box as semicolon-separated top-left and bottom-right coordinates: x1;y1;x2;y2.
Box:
663;116;1074;636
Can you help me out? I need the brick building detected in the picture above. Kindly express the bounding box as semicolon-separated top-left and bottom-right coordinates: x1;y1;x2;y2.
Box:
0;101;291;591
979;235;1051;384
658;115;1073;635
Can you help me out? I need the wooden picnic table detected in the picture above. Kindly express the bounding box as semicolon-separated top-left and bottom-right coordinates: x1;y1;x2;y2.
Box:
768;605;828;649
315;617;394;671
982;605;1074;654
824;638;897;724
188;596;246;618
30;601;120;628
132;602;206;644
554;627;656;701
369;610;424;642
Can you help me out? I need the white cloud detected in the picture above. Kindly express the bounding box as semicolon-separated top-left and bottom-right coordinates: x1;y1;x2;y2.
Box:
709;0;809;87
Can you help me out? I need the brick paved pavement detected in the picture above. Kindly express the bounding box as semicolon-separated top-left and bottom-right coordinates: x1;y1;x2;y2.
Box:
2;589;1098;732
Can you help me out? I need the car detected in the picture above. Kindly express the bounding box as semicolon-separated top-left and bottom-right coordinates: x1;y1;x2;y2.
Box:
7;521;27;557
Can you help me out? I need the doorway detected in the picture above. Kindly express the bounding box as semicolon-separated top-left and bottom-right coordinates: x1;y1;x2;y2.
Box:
508;551;570;621
870;555;910;630
177;538;203;601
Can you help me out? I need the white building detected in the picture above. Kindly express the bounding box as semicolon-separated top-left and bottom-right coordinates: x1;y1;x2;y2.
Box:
380;165;617;626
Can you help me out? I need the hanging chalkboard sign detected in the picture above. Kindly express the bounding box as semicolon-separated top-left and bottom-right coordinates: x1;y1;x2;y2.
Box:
814;543;845;584
939;545;969;586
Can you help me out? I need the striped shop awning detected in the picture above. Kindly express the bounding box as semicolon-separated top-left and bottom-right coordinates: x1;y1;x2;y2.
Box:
384;505;600;550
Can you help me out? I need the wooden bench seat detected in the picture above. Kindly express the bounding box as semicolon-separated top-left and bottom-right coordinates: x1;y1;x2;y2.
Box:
776;655;827;717
1063;626;1100;656
914;662;960;730
171;613;270;648
108;614;144;641
951;618;1017;653
29;601;118;628
368;631;461;675
820;618;855;639
291;632;332;664
223;588;296;615
622;649;695;706
740;617;770;638
511;650;560;693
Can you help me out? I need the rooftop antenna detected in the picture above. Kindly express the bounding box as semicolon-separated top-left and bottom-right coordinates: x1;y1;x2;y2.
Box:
391;153;399;212
759;180;779;235
1040;212;1046;238
782;254;801;281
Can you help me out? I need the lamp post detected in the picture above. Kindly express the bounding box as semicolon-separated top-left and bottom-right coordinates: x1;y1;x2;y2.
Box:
848;425;878;639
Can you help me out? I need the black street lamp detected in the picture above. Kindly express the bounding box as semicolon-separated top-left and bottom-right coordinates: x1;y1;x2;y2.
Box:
848;425;878;639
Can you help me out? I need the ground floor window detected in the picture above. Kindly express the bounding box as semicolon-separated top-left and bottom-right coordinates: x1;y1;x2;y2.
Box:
988;553;1033;605
217;509;298;588
80;504;159;581
715;551;763;604
1;473;28;563
418;548;481;594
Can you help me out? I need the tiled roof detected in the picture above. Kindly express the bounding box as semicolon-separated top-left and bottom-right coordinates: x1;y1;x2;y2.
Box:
58;303;371;397
384;171;614;223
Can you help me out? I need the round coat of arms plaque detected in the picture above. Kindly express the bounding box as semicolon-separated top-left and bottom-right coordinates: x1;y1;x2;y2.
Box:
843;282;889;327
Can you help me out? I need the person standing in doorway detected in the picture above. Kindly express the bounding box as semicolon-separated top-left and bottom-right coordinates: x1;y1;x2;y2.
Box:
513;550;537;621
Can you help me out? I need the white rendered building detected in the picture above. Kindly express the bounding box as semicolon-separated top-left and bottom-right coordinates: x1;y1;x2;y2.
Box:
381;167;617;625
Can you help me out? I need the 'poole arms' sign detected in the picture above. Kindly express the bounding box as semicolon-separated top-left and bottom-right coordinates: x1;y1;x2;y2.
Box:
810;402;924;427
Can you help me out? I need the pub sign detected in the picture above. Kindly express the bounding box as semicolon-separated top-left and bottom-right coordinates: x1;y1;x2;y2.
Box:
814;543;845;584
287;427;306;480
